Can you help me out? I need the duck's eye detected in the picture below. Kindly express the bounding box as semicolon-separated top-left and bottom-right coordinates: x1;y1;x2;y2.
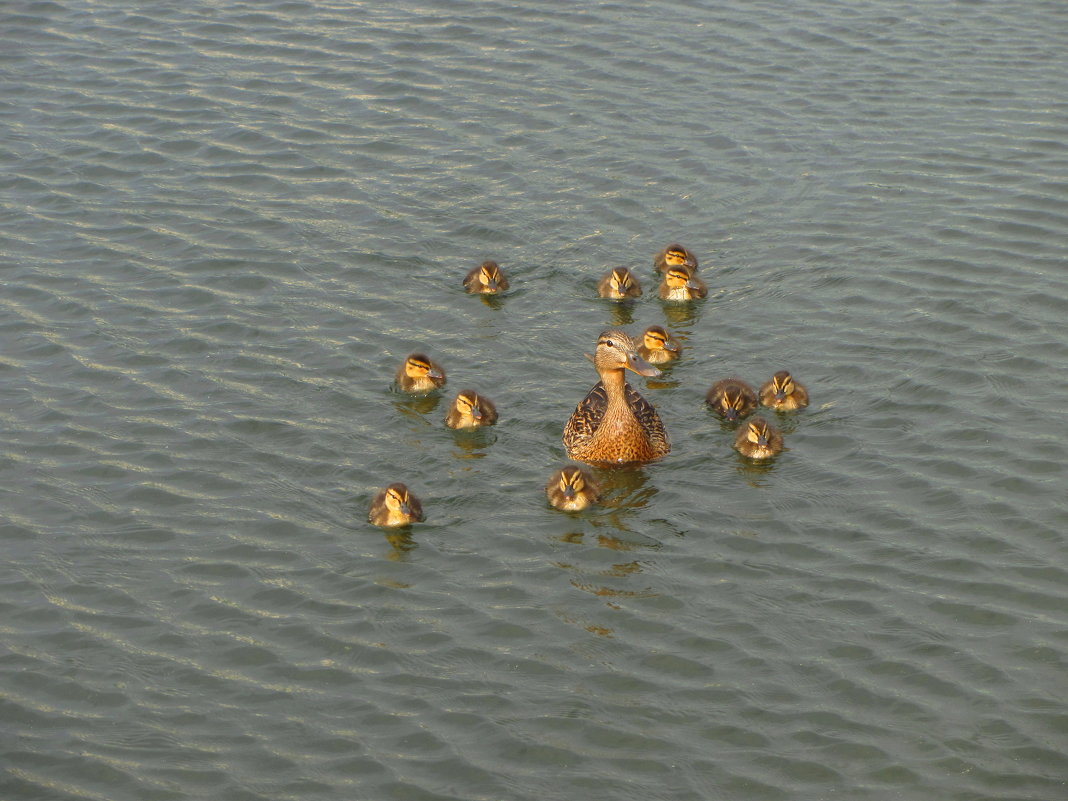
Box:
604;339;615;348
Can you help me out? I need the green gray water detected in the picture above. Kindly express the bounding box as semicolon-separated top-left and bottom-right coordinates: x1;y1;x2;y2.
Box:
3;1;1068;799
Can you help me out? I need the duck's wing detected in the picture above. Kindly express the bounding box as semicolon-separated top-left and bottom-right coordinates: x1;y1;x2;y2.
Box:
462;267;481;291
563;380;608;447
624;382;670;453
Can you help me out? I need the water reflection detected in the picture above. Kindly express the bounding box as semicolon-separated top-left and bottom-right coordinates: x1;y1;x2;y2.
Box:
382;529;417;561
449;428;497;460
604;300;638;327
590;464;657;516
659;299;705;327
391;392;442;420
477;293;505;311
733;451;782;486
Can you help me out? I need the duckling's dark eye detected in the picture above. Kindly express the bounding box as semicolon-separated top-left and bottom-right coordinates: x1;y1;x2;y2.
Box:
604;339;615;348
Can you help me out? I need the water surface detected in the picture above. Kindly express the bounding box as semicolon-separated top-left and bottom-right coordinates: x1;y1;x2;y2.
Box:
3;1;1068;799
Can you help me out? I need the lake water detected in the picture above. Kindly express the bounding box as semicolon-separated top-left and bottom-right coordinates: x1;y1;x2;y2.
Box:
3;1;1068;799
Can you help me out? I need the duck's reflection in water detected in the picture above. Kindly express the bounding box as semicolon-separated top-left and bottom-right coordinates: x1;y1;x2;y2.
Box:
550;465;662;624
382;529;417;562
660;299;704;328
392;392;442;421
449;429;497;460
605;300;637;328
478;293;505;311
734;451;782;486
588;464;659;526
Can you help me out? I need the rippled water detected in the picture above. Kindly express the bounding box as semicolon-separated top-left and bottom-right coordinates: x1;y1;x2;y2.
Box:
4;1;1068;799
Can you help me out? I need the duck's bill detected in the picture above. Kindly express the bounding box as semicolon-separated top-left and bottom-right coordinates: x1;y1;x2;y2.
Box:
625;352;661;377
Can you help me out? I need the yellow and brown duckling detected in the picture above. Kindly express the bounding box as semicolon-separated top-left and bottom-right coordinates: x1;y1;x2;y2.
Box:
444;389;498;429
654;243;698;275
638;325;681;365
597;267;642;300
563;329;670;465
733;416;784;460
395;353;446;393
706;378;758;421
658;265;707;301
545;465;601;511
368;482;425;527
463;260;509;294
759;370;809;411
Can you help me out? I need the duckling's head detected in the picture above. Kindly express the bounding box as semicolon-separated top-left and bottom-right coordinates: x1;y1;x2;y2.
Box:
663;245;696;270
404;354;444;382
717;388;751;421
378;487;422;523
452;389;483;422
589;329;660;377
768;370;796;402
642;325;679;355
663;266;700;291
477;261;504;291
547;465;599;511
608;267;638;296
742;417;773;448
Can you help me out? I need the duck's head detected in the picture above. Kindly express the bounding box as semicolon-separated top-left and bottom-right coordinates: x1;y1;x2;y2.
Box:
588;329;660;377
607;267;638;296
555;466;588;502
742;417;772;448
768;370;796;403
663;266;701;292
477;261;504;291
642;325;679;355
382;483;417;517
404;354;444;382
719;390;746;421
663;245;696;270
548;465;599;510
452;389;484;422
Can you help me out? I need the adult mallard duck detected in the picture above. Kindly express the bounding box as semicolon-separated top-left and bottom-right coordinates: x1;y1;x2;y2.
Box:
463;260;509;294
444;389;498;429
733;416;784;460
654;243;698;275
368;482;425;527
759;370;809;411
658;265;707;301
706;378;758;421
545;465;601;511
395;353;446;393
597;267;642;300
563;329;670;465
637;325;680;365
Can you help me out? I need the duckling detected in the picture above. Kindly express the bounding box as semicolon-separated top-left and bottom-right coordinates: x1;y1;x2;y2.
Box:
368;482;425;527
395;353;446;393
444;389;498;429
463;260;509;294
563;329;670;465
545;465;601;511
654;243;698;275
597;267;642;300
706;378;758;421
759;370;809;411
733;416;784;460
637;325;680;365
658;265;707;301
